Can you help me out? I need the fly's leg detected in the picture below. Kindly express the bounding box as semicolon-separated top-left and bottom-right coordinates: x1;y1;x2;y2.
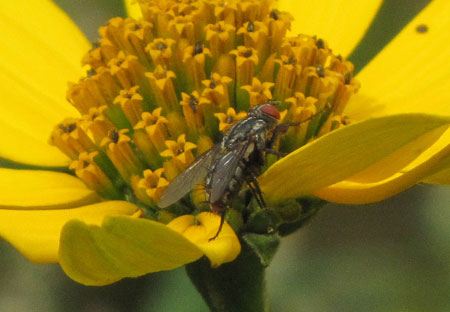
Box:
263;148;288;158
209;210;226;241
268;103;332;154
268;122;300;149
247;180;265;208
246;171;266;208
265;122;300;157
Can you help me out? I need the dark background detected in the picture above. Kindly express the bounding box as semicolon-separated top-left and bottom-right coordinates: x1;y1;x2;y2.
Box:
1;0;449;311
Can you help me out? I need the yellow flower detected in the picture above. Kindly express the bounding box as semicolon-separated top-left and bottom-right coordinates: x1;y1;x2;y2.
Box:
0;0;449;287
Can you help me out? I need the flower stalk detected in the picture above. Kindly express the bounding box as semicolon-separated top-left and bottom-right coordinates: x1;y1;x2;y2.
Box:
186;239;269;312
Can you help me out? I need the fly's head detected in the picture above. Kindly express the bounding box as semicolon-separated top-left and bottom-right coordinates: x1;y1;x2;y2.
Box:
248;103;280;125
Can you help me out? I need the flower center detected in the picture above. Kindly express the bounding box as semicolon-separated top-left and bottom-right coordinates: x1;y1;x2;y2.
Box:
50;0;359;224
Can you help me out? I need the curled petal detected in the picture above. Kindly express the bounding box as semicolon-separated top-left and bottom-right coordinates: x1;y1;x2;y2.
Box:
59;215;203;286
259;114;450;202
314;131;450;203
423;166;450;184
421;130;450;185
168;212;241;267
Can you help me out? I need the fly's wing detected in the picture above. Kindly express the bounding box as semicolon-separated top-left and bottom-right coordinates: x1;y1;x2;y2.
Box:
158;144;221;208
209;141;252;203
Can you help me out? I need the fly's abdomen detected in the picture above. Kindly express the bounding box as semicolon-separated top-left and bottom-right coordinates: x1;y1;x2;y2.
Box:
205;158;247;213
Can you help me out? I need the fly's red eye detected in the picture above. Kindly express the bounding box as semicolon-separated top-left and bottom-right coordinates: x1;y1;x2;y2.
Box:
261;104;280;119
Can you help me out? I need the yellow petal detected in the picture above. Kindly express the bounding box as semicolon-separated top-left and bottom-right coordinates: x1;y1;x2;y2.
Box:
259;114;450;202
168;212;241;267
418;130;450;184
278;0;382;57
314;131;450;203
0;201;138;263
0;121;71;166
346;0;450;120
0;0;91;166
59;216;203;286
123;0;143;19
338;127;450;184
0;168;99;209
423;166;450;184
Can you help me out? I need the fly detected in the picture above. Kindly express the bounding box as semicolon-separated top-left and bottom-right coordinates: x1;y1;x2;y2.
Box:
158;103;297;239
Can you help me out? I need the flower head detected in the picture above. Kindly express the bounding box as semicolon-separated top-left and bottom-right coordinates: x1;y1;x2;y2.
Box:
0;0;449;287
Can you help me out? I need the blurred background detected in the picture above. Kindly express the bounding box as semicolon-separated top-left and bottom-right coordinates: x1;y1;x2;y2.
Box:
1;0;449;311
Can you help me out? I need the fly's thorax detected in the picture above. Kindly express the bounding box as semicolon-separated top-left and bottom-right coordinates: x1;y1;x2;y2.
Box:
223;117;270;148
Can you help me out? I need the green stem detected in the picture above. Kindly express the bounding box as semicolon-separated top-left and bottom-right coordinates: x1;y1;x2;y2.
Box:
185;240;268;312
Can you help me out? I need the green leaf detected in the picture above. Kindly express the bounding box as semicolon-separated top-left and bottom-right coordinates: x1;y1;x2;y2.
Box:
242;233;280;267
259;114;450;201
277;197;325;236
245;209;280;234
59;216;203;285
